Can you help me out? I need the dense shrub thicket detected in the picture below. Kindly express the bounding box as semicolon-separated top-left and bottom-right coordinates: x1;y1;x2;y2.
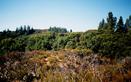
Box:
0;12;131;58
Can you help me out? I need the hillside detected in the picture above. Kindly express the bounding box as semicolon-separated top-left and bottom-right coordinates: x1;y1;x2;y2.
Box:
0;12;131;82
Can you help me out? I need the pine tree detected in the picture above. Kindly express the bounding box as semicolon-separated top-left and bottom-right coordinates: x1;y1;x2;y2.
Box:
70;29;72;32
16;27;19;32
27;25;31;34
116;16;124;32
128;15;131;29
124;15;131;31
19;26;24;34
106;12;117;32
30;27;35;34
98;19;105;31
125;19;129;31
23;25;27;34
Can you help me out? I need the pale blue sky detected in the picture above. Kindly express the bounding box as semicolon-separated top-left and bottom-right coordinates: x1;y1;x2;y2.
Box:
0;0;131;32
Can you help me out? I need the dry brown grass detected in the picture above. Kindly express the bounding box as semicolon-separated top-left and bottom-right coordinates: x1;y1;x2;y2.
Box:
0;49;131;82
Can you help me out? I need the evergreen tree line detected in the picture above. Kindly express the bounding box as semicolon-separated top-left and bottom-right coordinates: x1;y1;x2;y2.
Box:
0;25;35;41
93;12;131;58
48;26;68;33
0;12;131;58
98;12;131;33
15;25;35;35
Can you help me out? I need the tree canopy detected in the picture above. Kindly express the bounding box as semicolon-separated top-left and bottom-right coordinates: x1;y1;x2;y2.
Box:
0;12;131;58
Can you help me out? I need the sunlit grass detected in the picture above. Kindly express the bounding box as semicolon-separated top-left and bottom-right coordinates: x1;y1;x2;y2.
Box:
0;49;131;82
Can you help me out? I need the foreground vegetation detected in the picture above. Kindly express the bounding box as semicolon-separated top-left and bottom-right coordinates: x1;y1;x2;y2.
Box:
0;49;131;82
0;12;131;81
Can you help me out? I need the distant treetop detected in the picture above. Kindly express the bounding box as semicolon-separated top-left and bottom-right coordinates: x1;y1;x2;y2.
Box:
48;26;68;33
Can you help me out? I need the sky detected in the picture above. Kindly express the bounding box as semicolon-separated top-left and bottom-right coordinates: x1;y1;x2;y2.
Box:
0;0;131;32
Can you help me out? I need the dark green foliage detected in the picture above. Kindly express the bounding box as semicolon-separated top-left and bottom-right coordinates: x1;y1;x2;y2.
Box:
98;12;117;33
87;32;131;58
0;36;27;52
53;35;68;50
89;12;131;58
0;25;35;41
0;12;131;58
48;26;68;33
98;19;105;31
70;29;72;32
125;15;131;30
65;33;81;49
106;12;117;32
116;16;125;32
125;19;129;29
16;25;35;35
25;32;54;51
0;25;35;54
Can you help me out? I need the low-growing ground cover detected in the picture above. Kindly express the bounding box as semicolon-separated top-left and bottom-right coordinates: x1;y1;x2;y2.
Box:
0;49;131;82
